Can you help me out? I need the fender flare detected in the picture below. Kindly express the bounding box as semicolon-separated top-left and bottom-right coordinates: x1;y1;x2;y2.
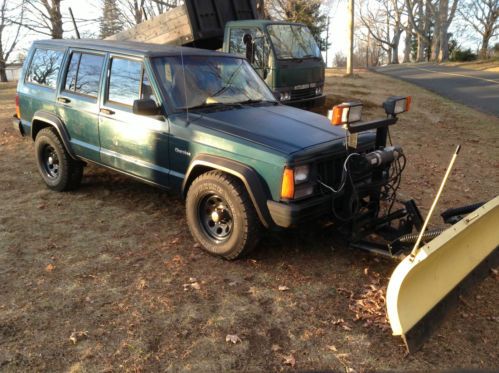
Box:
31;111;78;160
182;154;274;228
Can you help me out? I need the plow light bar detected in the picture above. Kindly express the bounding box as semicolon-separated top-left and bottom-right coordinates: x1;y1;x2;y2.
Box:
383;96;411;115
328;102;363;126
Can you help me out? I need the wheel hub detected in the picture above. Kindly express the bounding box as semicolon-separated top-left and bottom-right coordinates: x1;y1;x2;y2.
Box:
199;194;233;242
42;145;59;179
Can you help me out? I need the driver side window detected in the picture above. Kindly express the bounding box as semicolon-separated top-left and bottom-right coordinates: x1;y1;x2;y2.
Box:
228;28;269;75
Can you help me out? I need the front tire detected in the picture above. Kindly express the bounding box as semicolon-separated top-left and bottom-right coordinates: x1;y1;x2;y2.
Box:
34;127;83;192
186;171;262;260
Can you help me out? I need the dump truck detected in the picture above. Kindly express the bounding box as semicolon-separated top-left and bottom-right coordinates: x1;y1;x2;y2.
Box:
106;0;326;108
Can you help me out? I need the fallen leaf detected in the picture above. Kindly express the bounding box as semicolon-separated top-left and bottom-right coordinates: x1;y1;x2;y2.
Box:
342;324;352;331
225;334;242;344
332;318;345;325
45;264;55;272
189;277;197;283
69;331;88;344
283;354;296;367
326;345;337;352
278;285;290;291
271;344;282;352
190;282;201;290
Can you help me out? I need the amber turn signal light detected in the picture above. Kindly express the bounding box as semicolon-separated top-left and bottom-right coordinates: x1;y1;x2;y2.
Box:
280;167;295;199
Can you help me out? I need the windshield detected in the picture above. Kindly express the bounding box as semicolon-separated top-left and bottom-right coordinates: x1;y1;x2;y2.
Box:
151;55;276;111
267;24;321;60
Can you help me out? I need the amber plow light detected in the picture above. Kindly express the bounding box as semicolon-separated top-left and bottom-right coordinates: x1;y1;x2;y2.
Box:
280;167;295;199
327;102;363;126
383;96;412;115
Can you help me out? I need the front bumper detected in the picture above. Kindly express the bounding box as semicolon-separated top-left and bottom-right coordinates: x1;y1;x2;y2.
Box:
286;94;326;109
267;195;331;228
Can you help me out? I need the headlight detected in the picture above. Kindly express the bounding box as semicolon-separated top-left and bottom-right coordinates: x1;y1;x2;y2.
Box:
315;86;323;95
280;91;291;101
280;165;314;200
383;96;411;115
294;165;310;184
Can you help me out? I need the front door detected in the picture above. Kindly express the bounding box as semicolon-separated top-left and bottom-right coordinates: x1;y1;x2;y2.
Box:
98;56;170;186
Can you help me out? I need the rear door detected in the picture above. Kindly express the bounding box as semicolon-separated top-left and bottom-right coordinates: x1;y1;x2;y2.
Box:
56;50;106;162
98;55;170;185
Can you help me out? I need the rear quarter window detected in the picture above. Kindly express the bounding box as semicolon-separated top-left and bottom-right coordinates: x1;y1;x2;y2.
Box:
25;48;64;89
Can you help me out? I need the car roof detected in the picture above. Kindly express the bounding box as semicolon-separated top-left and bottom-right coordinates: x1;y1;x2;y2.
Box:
32;39;237;58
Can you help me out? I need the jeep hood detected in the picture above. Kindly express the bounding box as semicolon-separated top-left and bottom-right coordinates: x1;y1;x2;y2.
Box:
189;105;348;155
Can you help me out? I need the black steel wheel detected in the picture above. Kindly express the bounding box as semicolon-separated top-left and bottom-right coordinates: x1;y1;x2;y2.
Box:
199;194;234;242
41;144;60;179
34;127;84;192
186;171;262;260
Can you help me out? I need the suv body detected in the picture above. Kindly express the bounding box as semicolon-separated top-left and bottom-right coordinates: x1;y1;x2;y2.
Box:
13;39;375;259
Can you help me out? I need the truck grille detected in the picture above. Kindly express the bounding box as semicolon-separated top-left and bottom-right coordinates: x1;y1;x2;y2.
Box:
317;158;344;187
291;87;317;101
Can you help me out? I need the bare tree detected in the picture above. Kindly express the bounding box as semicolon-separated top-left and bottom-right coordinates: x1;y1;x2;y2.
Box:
0;0;24;81
406;0;432;62
359;0;405;64
435;0;459;61
118;0;183;27
22;0;63;39
459;0;499;59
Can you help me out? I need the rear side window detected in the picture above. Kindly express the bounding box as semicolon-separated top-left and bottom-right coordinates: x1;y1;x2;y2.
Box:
107;57;156;106
25;48;64;88
64;52;105;98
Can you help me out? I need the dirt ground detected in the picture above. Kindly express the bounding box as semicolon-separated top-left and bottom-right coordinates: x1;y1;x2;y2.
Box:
1;70;498;372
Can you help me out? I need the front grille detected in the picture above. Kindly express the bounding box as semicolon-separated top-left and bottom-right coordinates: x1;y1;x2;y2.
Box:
317;158;344;187
291;87;317;101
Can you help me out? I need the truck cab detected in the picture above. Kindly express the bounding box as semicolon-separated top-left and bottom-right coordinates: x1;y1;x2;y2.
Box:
223;20;326;108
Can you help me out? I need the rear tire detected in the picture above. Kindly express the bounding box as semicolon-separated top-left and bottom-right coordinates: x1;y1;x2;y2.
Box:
34;127;83;192
186;171;262;260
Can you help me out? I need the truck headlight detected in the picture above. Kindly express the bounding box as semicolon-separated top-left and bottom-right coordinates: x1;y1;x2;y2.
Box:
281;165;314;200
315;85;323;95
294;165;310;184
280;91;291;101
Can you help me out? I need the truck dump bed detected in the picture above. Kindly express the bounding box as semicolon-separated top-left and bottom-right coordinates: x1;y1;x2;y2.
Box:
106;0;258;50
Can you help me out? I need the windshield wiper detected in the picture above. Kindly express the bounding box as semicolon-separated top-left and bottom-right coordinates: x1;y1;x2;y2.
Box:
239;99;278;105
178;102;242;111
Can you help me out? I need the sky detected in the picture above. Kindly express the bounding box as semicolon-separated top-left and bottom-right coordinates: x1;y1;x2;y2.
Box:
7;0;496;65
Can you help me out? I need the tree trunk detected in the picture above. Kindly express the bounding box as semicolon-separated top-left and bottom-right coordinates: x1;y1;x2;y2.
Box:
0;60;8;82
403;27;412;63
416;34;426;61
391;29;402;64
50;0;63;39
430;23;440;62
479;31;491;59
437;0;449;62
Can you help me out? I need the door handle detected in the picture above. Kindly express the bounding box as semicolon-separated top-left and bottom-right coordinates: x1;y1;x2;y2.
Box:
100;108;115;115
57;97;71;104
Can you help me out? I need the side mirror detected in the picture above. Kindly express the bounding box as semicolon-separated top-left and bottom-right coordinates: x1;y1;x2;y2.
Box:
272;91;281;101
133;99;160;116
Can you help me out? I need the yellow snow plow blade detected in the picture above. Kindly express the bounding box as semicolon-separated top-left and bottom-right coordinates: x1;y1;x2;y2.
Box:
386;196;499;352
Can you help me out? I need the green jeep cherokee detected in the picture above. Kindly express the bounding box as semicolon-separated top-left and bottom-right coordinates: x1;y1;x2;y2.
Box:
13;39;384;260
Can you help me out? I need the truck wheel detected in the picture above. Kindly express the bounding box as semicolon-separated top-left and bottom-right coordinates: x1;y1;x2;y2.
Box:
186;171;262;260
34;127;83;192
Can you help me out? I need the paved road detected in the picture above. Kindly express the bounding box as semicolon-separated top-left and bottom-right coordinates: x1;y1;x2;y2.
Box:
376;64;499;117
